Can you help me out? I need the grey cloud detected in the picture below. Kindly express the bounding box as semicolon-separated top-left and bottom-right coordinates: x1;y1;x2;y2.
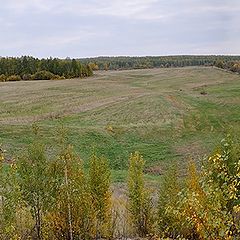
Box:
0;0;239;57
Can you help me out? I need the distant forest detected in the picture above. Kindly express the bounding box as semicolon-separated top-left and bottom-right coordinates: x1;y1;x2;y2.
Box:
1;55;240;82
0;56;93;81
80;55;240;71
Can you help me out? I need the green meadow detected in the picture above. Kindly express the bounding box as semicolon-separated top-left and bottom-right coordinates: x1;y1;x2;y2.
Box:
1;67;240;181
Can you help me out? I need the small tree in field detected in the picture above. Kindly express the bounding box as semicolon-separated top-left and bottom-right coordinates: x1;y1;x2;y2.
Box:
127;152;154;237
44;126;95;240
158;164;183;238
89;154;112;239
49;145;96;240
173;137;240;239
17;126;55;239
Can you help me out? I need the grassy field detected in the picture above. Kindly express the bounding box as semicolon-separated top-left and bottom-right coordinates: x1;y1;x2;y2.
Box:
0;67;240;182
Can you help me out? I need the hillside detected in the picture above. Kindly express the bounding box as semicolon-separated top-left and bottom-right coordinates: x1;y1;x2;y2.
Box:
1;66;239;180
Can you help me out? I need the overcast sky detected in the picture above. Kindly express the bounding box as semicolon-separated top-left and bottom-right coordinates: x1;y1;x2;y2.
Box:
0;0;239;58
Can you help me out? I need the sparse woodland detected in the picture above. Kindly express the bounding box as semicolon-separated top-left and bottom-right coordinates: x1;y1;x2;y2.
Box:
0;125;239;240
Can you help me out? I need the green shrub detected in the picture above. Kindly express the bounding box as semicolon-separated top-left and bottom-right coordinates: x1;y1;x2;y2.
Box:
127;152;155;237
0;74;6;82
52;75;65;80
1;128;239;239
6;75;22;81
172;137;240;239
17;132;56;239
158;164;186;238
22;73;32;80
89;154;113;239
0;145;23;239
32;70;55;80
44;145;96;240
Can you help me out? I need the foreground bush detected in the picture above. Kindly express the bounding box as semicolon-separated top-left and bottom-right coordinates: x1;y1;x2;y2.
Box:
44;145;96;240
157;164;189;238
168;137;240;239
127;152;155;237
89;154;113;239
0;131;239;239
17;132;58;239
0;148;21;239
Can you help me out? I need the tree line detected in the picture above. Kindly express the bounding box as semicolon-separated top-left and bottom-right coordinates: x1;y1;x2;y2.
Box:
215;59;240;74
0;126;239;239
1;56;240;82
80;55;240;71
0;56;93;82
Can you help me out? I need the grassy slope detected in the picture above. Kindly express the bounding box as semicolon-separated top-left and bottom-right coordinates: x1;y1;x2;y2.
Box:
0;67;240;181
